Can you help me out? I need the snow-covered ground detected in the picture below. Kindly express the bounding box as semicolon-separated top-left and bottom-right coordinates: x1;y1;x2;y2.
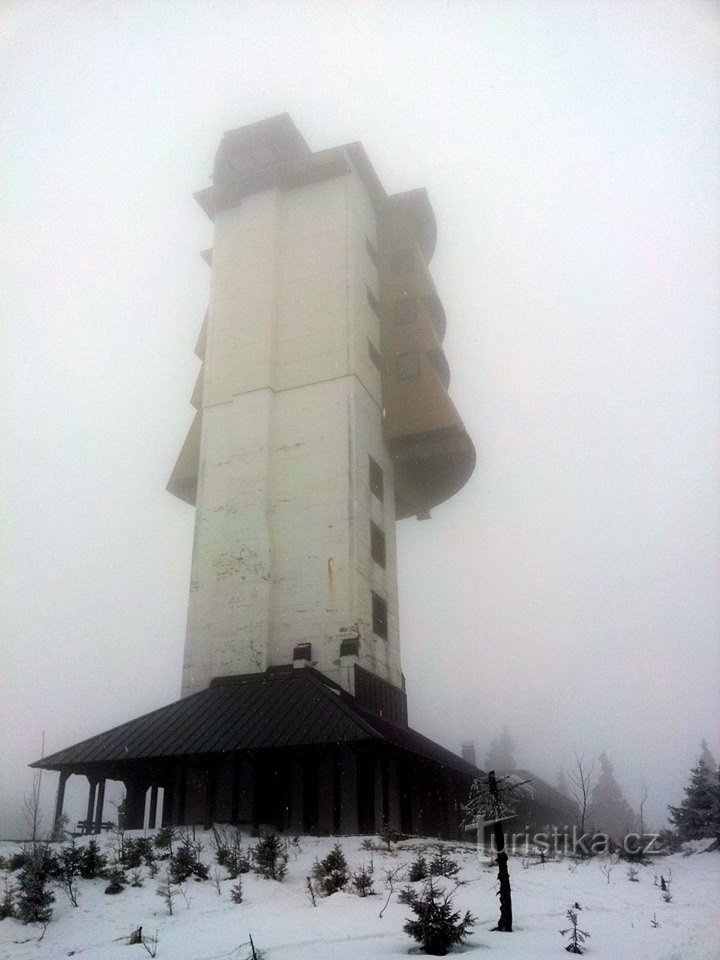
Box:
1;832;719;959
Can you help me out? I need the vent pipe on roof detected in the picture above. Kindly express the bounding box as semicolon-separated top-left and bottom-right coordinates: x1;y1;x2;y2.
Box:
339;637;360;696
293;643;312;668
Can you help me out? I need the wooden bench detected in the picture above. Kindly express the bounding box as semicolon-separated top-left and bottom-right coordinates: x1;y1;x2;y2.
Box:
76;819;115;834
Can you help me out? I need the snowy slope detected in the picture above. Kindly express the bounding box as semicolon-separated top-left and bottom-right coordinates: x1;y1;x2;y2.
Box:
1;832;719;959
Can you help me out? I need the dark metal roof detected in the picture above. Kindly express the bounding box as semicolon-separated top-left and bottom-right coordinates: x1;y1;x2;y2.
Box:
31;669;477;778
509;768;580;823
355;707;481;779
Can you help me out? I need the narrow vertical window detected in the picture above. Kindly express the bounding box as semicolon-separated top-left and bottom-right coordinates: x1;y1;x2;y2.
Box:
372;592;388;640
368;339;382;371
369;456;384;502
370;521;386;568
366;237;379;267
366;285;381;318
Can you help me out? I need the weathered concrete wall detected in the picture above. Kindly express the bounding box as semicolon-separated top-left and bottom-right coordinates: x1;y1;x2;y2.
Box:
181;164;401;697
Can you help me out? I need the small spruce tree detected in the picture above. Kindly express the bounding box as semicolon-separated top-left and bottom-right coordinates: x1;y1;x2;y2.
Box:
168;835;209;884
409;855;429;882
251;834;288;881
8;849;31;872
212;827;250;878
397;883;418;905
16;850;55;924
560;907;590;954
351;862;375;897
156;869;176;915
56;838;83;907
79;838;107;878
153;824;177;859
403;877;475;956
429;849;459;879
311;843;349;896
122;836;156;869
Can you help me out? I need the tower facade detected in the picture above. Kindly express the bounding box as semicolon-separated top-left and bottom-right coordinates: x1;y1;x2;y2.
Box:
168;115;474;702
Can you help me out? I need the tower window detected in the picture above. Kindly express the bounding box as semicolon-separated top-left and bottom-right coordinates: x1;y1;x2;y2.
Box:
393;248;415;275
370;521;386;568
371;591;388;640
368;339;382;371
366;237;379;267
340;636;360;657
369;456;384;502
396;351;421;380
395;299;417;324
366;285;381;318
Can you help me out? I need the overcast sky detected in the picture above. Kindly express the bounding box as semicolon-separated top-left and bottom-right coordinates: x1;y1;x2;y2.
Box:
2;0;718;837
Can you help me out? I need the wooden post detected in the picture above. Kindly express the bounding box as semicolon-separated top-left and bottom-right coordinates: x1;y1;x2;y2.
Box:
339;743;358;834
230;754;241;823
332;744;341;834
204;763;216;829
148;785;159;830
381;754;390;827
163;774;176;826
53;771;69;839
85;778;97;835
124;779;147;830
93;778;106;834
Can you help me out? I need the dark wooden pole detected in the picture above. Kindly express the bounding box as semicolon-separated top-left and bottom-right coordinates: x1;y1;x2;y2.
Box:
204;762;217;829
332;744;342;834
124;779;148;830
53;771;69;839
148;785;159;830
489;771;513;932
93;778;106;834
85;778;97;835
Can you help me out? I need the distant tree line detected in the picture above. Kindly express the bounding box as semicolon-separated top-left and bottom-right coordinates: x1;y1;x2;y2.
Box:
483;727;719;846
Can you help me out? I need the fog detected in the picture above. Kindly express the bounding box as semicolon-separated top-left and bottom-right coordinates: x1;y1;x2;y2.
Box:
2;0;718;838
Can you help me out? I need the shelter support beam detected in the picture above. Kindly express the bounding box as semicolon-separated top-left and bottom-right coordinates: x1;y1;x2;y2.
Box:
148;785;159;829
85;778;97;836
162;777;176;826
53;771;69;839
93;778;106;834
338;744;358;834
317;749;334;834
124;778;147;830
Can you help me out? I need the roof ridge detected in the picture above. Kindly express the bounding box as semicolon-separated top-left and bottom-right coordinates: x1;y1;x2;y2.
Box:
300;671;383;741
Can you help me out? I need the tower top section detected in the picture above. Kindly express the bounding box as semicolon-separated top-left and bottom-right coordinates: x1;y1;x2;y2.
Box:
213;113;311;184
174;114;475;522
195;114;437;257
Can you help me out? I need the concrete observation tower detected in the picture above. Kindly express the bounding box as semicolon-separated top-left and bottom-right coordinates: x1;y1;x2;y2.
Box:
169;113;475;703
34;116;479;838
